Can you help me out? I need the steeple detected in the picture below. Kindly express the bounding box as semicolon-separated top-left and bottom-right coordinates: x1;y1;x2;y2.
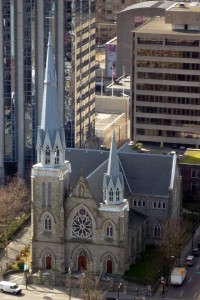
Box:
41;31;60;131
36;31;66;167
103;130;124;205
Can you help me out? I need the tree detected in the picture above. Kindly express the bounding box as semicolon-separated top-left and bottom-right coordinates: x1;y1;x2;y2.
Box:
79;263;105;300
0;176;30;266
156;218;188;282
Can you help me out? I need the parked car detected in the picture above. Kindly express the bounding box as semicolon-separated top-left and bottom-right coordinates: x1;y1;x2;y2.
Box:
192;247;200;257
0;281;21;294
185;255;196;266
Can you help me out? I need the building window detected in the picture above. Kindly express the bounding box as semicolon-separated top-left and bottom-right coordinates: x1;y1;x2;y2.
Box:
134;200;137;206
143;200;145;207
162;202;166;209
45;215;52;231
42;182;46;206
191;169;196;178
48;182;51;206
54;145;59;164
116;188;120;201
153;201;156;208
109;189;114;201
106;223;113;237
154;223;161;238
72;208;93;238
45;146;50;164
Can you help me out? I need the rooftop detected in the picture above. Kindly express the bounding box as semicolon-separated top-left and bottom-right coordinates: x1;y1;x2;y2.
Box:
134;15;200;37
179;149;200;164
168;2;200;12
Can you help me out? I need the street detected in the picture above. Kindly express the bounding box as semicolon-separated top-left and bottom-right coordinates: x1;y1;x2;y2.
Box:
0;289;77;300
162;258;200;300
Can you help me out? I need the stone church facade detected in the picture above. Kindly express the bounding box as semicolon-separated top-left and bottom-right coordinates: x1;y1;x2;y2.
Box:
30;33;181;277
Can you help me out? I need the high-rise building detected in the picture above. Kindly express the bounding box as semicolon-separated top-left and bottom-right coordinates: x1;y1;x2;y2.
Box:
131;2;200;148
0;0;96;180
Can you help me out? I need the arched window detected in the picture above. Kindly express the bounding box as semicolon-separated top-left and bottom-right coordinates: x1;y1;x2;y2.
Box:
154;223;161;238
134;200;137;206
109;189;113;201
106;223;113;237
45;146;50;164
143;200;145;207
42;182;46;206
79;184;84;197
138;200;141;207
54;145;59;164
48;182;51;206
158;202;161;209
45;215;52;231
116;188;120;201
162;202;166;209
72;209;93;238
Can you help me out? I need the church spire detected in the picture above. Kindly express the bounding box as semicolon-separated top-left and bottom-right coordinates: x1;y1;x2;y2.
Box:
103;130;124;205
107;130;120;180
36;31;66;167
41;31;60;131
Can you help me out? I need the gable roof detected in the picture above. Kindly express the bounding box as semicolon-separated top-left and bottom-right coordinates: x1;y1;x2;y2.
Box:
65;147;176;204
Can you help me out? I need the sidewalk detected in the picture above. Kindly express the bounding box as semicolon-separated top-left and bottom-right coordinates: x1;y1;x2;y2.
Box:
0;219;31;272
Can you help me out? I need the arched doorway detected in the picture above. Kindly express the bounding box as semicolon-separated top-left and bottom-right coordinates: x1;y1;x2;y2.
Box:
46;255;52;269
106;256;113;273
78;250;87;270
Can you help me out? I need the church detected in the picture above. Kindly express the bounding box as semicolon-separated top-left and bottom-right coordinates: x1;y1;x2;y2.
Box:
30;32;182;277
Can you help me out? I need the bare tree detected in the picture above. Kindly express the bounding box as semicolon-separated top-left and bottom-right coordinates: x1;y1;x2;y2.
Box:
156;217;189;283
79;264;105;300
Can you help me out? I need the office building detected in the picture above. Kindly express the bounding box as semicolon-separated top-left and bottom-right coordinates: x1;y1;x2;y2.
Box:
131;2;200;148
0;0;96;180
96;0;139;43
117;1;174;77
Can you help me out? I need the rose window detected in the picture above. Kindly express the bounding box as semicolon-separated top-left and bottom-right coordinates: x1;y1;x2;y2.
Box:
72;209;93;238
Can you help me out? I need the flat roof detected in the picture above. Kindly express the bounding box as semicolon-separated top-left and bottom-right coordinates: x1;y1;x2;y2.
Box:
107;75;130;92
179;149;200;164
134;15;200;37
95;113;125;131
168;2;200;12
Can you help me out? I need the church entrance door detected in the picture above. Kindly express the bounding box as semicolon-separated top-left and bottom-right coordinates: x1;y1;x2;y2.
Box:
107;259;113;273
78;251;87;270
46;255;52;269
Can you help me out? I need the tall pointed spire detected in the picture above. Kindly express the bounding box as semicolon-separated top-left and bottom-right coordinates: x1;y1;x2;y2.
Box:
36;31;66;167
103;130;124;205
107;130;120;181
41;31;60;131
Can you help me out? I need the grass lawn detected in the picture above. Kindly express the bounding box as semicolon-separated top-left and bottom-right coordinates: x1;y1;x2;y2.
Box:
124;245;163;285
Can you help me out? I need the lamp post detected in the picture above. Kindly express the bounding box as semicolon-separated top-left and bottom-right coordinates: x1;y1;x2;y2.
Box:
22;253;28;289
117;282;122;300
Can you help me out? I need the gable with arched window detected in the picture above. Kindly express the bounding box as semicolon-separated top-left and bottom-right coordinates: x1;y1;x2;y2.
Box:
44;215;52;231
45;145;50;164
154;222;161;238
79;184;85;198
54;145;59;164
48;182;51;206
106;223;113;237
116;188;120;201
109;188;113;201
42;182;46;206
